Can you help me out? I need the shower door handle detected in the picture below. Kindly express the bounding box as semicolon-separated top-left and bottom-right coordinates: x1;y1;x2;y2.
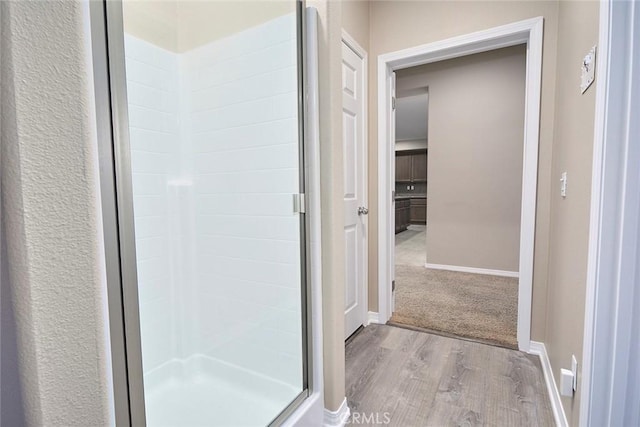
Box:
358;206;369;215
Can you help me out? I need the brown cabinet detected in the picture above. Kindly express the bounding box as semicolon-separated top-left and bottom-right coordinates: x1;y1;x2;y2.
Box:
395;149;427;183
411;151;427;183
395;199;411;234
410;198;427;224
395;154;412;182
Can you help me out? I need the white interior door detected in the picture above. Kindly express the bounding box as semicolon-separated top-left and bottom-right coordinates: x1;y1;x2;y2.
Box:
342;37;367;339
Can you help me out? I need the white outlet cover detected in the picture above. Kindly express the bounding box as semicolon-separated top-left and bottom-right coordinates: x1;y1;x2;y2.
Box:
581;45;596;94
571;355;578;391
560;368;575;397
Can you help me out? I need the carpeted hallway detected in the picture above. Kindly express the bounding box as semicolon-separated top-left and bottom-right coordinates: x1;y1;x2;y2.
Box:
392;225;518;349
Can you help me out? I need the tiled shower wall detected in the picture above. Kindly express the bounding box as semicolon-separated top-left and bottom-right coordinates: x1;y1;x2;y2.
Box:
126;14;303;388
184;14;302;387
125;36;179;373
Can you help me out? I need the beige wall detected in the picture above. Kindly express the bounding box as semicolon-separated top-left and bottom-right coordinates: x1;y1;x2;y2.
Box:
342;0;370;51
396;46;526;272
123;1;294;52
396;138;427;151
545;1;599;424
123;1;179;51
368;1;560;343
311;0;347;412
175;1;295;52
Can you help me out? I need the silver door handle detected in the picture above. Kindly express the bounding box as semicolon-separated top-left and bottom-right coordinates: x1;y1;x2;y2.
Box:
358;207;369;215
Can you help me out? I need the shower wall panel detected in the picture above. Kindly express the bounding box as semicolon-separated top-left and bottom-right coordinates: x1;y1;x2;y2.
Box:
183;14;303;388
125;14;303;390
125;35;180;374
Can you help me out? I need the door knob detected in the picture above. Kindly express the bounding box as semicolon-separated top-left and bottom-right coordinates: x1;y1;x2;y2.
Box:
358;207;369;215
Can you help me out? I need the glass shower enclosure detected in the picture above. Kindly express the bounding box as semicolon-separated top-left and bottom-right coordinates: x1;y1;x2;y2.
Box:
91;1;310;425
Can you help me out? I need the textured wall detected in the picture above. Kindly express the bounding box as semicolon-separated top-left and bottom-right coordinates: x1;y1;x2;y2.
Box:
0;1;113;425
396;46;526;272
1;2;27;421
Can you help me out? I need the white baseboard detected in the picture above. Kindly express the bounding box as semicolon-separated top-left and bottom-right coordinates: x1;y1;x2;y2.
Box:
425;263;519;278
529;341;568;427
323;397;350;427
367;311;380;325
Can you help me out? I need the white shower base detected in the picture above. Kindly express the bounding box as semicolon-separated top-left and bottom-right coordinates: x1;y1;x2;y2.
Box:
144;355;301;426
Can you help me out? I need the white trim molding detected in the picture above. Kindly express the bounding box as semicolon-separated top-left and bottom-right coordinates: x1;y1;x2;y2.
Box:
529;341;569;427
367;311;380;325
581;0;640;426
377;17;543;352
425;263;519;278
323;397;350;427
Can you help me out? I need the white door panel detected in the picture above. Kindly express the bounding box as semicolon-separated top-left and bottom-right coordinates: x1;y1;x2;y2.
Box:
342;39;367;339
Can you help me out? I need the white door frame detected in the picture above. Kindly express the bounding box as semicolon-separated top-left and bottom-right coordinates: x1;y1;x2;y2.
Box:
580;0;640;425
377;17;544;352
342;29;369;333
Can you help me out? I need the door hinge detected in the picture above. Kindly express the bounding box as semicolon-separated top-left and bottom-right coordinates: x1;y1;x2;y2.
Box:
392;280;396;291
392;96;396;110
392;190;396;202
293;193;306;214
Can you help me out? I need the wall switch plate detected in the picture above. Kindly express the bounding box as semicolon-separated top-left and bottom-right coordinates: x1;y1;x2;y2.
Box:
571;355;578;391
560;172;568;198
581;45;596;94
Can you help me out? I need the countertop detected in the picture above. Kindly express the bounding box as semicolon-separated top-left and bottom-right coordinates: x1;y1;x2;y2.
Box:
395;194;427;200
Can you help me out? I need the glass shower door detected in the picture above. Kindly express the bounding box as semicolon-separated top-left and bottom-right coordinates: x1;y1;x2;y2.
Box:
104;1;308;425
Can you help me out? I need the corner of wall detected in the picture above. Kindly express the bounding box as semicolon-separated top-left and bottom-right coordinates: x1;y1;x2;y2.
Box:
308;0;347;414
1;1;113;424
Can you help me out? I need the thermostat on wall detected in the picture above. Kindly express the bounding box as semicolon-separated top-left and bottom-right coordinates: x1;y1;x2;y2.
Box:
581;45;596;94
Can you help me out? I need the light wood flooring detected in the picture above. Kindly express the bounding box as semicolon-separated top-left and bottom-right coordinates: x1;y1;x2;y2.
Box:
345;324;554;426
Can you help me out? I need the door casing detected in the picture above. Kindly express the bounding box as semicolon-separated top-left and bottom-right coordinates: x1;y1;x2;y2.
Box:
376;17;544;352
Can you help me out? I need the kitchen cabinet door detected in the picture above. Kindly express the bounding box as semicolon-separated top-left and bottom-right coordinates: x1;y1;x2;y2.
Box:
411;151;427;183
395;154;412;182
410;198;427;224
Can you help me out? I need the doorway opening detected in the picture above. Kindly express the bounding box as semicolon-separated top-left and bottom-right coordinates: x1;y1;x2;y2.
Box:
377;17;543;352
389;45;526;349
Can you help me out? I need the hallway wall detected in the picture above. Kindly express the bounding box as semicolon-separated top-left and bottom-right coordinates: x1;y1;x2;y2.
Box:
546;1;599;424
342;0;370;51
366;1;600;424
396;46;526;273
367;0;560;346
310;0;347;413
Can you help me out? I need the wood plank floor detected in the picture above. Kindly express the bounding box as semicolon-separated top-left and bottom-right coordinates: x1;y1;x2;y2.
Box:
345;324;555;426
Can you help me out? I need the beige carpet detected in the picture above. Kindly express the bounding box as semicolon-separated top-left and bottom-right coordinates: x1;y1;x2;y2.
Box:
390;266;518;349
